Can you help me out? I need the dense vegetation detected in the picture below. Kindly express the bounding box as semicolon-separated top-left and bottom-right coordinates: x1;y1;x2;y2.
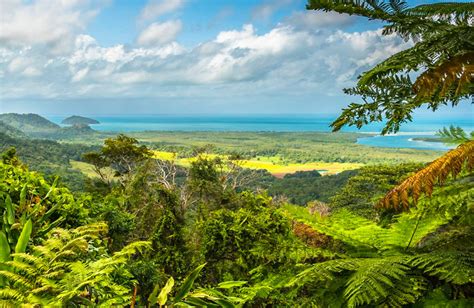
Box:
0;1;472;306
0;134;472;306
0;132;96;191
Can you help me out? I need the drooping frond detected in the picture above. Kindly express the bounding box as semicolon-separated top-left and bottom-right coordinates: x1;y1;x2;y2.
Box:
409;252;474;285
283;204;450;253
287;258;357;287
380;213;446;251
343;257;420;307
290;256;425;307
379;141;474;210
283;205;380;253
437;125;474;145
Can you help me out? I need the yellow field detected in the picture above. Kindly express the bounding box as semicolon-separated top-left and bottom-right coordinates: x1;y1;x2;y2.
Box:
72;151;363;179
153;151;362;177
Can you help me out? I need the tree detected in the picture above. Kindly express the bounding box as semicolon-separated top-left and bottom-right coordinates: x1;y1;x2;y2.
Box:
330;163;422;218
83;134;152;185
307;0;473;134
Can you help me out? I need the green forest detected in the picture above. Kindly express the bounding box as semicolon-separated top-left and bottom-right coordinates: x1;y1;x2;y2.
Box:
1;1;473;307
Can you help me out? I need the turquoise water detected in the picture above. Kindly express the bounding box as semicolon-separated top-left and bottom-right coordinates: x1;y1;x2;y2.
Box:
45;114;472;151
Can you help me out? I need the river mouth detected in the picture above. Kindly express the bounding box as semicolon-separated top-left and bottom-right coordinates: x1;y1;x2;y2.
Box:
356;134;454;151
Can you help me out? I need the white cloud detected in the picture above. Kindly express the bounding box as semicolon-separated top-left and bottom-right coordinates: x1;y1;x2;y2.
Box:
0;22;411;101
139;0;185;23
137;20;183;46
0;0;103;53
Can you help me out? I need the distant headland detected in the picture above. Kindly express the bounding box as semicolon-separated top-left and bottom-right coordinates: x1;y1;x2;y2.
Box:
61;115;100;125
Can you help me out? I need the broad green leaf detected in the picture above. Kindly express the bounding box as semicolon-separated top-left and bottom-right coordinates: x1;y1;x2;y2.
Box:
0;231;10;262
5;196;14;225
148;284;160;305
19;184;27;207
15;219;32;254
42;177;58;201
174;263;206;303
214;298;236;308
217;281;247;289
158;276;175;306
184;297;217;307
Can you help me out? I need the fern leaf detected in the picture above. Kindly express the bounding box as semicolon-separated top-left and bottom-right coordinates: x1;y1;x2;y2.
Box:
379;140;474;210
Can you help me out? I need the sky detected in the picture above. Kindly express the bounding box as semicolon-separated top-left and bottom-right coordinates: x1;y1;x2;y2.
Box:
0;0;472;117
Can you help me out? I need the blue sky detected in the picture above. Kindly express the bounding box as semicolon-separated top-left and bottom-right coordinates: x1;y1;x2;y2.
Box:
0;0;472;119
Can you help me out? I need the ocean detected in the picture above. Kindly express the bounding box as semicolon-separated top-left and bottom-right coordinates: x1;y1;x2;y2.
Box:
45;114;473;151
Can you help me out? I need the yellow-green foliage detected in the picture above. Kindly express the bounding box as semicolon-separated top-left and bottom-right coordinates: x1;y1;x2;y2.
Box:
0;223;150;307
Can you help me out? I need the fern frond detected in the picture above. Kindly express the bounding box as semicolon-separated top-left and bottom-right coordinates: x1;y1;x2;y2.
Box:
2;260;37;277
283;205;380;253
0;270;34;289
286;258;357;287
9;253;41;266
344;257;416;307
0;289;24;301
380;213;446;251
410;252;474;284
0;300;17;308
379;140;474;210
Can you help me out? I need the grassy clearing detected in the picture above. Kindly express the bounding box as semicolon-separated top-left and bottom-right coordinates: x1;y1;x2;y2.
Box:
70;160;115;179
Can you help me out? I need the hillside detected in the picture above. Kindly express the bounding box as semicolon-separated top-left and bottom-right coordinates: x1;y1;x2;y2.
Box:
62;115;100;125
0;121;27;138
0;132;96;191
0;113;59;134
0;113;100;139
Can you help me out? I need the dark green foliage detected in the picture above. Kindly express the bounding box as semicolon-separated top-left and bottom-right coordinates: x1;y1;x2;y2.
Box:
284;170;322;179
266;169;356;205
0;132;95;191
83;134;152;181
200;192;293;283
330;163;422;218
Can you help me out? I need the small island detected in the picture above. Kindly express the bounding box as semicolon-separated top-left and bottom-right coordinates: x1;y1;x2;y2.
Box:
61;115;100;125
